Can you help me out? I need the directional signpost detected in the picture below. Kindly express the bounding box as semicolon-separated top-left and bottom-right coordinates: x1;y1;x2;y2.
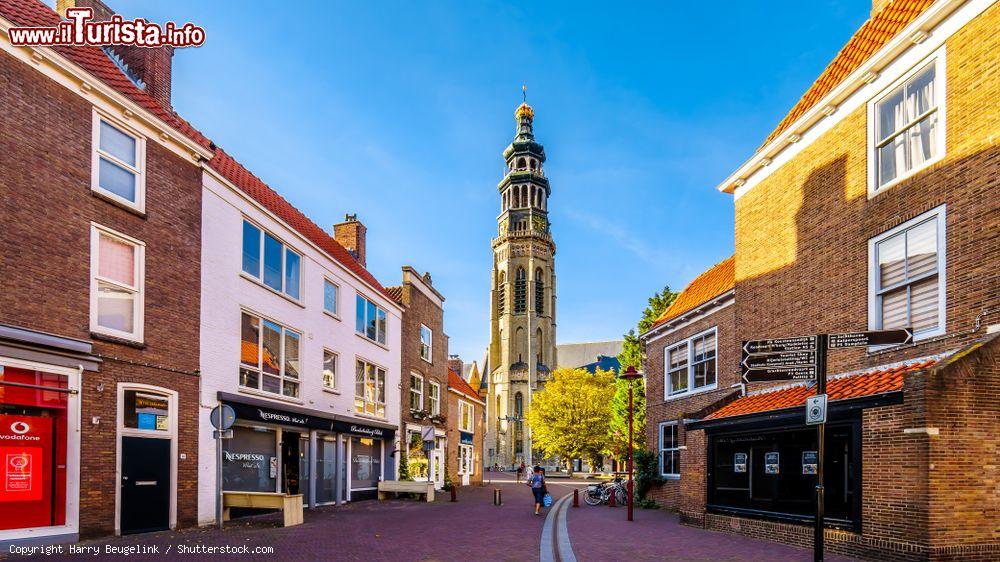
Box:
742;328;912;562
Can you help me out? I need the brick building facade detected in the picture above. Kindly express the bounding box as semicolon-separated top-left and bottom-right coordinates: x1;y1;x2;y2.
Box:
447;370;485;487
0;0;213;544
642;1;999;560
387;267;451;488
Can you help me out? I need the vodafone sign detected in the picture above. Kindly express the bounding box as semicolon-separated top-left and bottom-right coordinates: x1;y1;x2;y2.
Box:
0;415;51;503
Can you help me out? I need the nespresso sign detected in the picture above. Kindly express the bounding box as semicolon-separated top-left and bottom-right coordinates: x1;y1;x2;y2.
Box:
224;400;393;439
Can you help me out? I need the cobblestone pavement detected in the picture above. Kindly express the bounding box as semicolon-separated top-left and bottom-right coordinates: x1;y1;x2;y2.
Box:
8;474;856;561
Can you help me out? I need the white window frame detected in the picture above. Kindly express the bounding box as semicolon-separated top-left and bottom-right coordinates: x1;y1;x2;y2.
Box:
419;324;433;362
458;444;474;475
867;50;946;197
240;218;303;301
238;309;302;399
663;327;718;400
409;372;424;411
658;421;680;479
355;294;388;346
90;223;145;342
354;357;387;418
91;109;146;213
868;205;947;342
459;400;473;432
428;382;441;415
323;278;339;317
322;348;338;391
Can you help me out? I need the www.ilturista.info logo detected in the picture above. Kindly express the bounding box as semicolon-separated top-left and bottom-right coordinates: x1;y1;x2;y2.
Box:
8;7;205;48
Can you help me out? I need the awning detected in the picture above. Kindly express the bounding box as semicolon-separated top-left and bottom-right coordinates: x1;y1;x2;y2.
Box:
218;391;396;439
0;323;101;372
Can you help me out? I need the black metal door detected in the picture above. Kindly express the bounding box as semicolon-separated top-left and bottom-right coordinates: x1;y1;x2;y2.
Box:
120;436;170;534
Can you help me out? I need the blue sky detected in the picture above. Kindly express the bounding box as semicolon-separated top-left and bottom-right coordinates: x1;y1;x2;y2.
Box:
106;0;869;363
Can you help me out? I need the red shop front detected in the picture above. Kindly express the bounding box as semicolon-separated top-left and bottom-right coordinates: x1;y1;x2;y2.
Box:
0;363;77;543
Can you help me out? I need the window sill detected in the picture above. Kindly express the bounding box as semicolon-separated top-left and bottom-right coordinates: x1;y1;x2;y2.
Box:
91;330;145;349
420;356;433;365
355;332;389;351
237;386;305;406
663;384;718;402
352;411;388;422
239;272;305;309
867;153;944;199
91;188;146;217
322;387;341;395
323;310;341;322
661;474;681;481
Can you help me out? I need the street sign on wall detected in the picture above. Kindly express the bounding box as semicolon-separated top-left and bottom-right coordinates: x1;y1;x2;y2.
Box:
828;328;912;349
742;336;818;382
743;336;817;354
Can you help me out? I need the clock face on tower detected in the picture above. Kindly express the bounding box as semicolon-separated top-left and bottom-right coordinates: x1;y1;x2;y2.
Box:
532;215;547;232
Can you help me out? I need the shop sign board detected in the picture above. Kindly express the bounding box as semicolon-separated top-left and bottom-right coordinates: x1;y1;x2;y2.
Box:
460;431;474;446
828;328;912;349
764;452;780;474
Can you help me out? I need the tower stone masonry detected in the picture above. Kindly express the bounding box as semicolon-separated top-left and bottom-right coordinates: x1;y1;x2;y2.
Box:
485;101;558;468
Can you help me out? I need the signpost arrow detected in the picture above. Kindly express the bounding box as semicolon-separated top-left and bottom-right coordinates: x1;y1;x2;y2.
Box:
742;350;816;370
742;364;817;382
828;328;912;349
743;336;817;354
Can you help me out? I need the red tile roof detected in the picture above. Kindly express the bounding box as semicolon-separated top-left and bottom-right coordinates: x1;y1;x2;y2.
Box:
704;357;939;421
449;369;483;403
761;0;936;148
0;0;390;300
384;286;404;305
648;256;735;331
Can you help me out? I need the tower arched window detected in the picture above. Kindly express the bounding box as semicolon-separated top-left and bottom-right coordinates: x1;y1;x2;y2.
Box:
517;158;526;169
514;267;526;313
534;267;545;314
536;328;544;364
531;159;537;170
497;271;506;315
514;392;523;416
496;395;501;420
521;185;528;207
530;186;536;208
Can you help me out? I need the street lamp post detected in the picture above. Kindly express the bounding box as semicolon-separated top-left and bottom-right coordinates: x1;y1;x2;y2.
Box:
619;366;642;522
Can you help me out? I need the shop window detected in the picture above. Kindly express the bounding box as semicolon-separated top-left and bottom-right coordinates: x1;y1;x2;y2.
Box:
355;294;387;345
708;424;859;526
322;349;337;391
869;206;945;340
239;311;301;398
406;432;428;479
659;422;680;478
241;220;302;300
350;437;380;491
90;224;144;342
122;390;169;431
92;112;145;211
222;426;277;493
664;328;717;398
420;325;432;362
0;366;69;532
354;359;386;417
316;436;337;504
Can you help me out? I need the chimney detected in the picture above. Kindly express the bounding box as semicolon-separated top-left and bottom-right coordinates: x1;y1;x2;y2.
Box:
57;0;175;110
334;214;367;267
448;355;464;376
871;0;894;16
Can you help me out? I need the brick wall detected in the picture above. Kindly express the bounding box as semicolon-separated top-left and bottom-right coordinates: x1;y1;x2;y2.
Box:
446;391;485;486
397;281;449;429
0;49;202;537
643;302;738;509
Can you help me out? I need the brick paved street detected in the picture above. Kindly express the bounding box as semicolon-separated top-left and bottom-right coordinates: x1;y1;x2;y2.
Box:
5;473;858;561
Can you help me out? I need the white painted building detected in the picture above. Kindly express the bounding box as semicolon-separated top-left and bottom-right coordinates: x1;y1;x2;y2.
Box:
197;163;403;525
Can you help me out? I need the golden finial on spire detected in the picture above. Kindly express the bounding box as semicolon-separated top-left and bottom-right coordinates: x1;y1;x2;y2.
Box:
515;85;534;120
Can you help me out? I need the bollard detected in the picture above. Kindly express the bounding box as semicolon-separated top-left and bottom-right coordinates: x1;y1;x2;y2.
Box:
451;486;457;503
573;488;579;508
494;488;502;506
608;488;616;507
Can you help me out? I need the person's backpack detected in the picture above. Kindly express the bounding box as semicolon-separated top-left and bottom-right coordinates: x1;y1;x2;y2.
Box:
542;492;553;507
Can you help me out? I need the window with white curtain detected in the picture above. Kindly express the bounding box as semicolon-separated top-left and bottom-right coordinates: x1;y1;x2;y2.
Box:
872;58;943;190
90;224;144;341
664;328;717;398
869;206;946;340
92;112;145;211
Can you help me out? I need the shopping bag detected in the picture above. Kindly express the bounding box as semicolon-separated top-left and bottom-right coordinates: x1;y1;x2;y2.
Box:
543;493;553;507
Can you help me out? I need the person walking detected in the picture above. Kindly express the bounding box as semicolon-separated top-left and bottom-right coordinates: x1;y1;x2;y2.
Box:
516;461;525;483
526;465;547;515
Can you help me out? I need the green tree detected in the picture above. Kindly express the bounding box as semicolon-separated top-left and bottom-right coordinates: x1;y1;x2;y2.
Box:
527;368;616;474
612;285;678;461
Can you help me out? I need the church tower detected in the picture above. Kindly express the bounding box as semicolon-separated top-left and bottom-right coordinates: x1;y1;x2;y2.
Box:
485;99;557;468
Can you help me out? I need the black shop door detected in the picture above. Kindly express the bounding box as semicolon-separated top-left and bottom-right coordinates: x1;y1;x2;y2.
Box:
120;436;170;534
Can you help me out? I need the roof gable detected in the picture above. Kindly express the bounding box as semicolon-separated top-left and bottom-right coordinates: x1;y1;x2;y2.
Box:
648;256;735;331
449;369;482;403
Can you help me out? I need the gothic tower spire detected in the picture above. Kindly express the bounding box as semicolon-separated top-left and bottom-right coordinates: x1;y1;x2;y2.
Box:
485;97;558;468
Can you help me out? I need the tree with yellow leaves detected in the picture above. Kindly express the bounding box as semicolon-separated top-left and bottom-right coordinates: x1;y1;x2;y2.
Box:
527;367;616;474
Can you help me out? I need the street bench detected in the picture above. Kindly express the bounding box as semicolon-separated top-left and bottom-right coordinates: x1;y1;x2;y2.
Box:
222;491;303;527
377;480;435;502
